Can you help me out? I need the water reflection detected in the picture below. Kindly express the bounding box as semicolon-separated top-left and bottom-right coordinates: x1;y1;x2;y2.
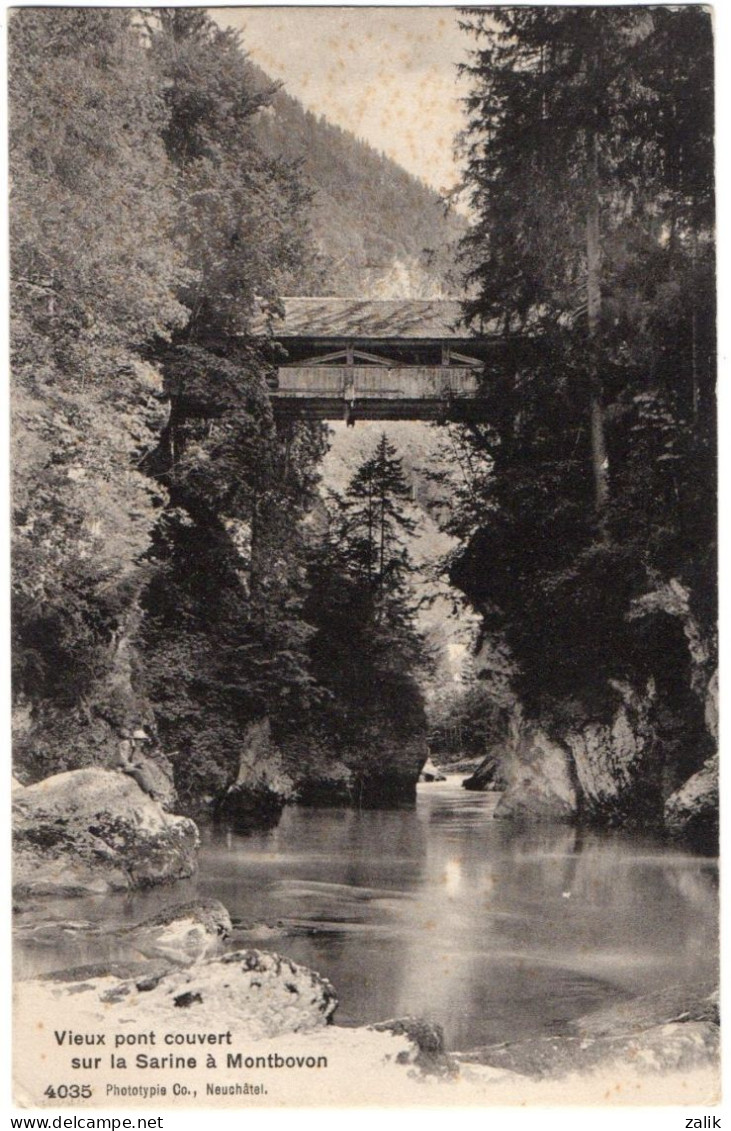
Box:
14;776;718;1051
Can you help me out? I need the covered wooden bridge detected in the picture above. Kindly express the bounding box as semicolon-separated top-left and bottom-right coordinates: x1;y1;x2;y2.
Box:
253;298;506;423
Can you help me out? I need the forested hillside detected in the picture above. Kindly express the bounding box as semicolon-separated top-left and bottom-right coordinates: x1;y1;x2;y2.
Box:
10;9;430;818
445;6;717;836
248;63;465;297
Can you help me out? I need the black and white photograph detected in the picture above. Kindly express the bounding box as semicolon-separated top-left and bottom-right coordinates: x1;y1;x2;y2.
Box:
9;3;720;1111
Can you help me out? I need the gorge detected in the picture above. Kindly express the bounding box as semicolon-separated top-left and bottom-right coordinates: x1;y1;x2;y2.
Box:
10;5;718;1106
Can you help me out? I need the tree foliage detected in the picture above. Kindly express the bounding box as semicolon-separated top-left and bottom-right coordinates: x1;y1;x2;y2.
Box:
9;8;327;799
10;9;186;722
453;7;715;727
302;436;429;781
145;10;315;342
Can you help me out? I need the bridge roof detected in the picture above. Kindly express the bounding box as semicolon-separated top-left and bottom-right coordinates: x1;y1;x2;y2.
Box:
252;298;479;339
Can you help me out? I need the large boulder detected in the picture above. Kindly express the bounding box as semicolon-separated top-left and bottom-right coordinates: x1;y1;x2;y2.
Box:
216;718;294;831
121;900;232;964
13;768;199;898
664;755;719;848
457;981;719;1081
28;949;337;1039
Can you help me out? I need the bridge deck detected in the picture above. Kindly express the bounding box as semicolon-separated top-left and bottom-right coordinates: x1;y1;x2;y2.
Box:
259;299;503;422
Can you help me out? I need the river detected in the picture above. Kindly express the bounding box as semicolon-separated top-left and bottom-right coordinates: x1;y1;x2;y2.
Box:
14;776;718;1052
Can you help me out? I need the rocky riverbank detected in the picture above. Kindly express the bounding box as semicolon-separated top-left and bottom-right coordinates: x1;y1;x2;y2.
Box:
13;769;198;899
14;941;719;1107
12;755;719;1104
460;661;718;847
456;980;719;1081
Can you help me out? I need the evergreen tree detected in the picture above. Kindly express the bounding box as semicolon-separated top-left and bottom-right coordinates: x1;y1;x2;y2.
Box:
458;6;714;523
337;433;417;617
452;7;715;732
301;436;428;788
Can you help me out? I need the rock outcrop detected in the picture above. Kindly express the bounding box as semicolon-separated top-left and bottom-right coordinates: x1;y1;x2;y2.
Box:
216;717;294;831
488;573;718;834
12;590;169;792
564;680;661;826
372;1017;456;1076
628;580;712;700
459;1020;719;1081
457;981;719;1082
13;768;199;898
705;669;719;742
494;717;577;822
295;745;427;808
293;760;355;805
354;741;431;807
664;754;719;848
494;671;712;831
462;750;507;792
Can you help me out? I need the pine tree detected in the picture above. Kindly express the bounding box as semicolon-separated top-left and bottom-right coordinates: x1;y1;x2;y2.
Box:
452;7;715;720
337;433;417;619
302;435;428;774
458;6;714;523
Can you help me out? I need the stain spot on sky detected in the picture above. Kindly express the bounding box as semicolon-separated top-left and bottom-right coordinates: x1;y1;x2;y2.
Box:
213;7;473;193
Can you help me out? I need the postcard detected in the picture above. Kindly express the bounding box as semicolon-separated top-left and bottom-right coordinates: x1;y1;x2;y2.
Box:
9;3;719;1112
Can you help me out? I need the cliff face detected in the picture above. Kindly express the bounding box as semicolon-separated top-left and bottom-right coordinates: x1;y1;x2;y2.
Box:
12;13;460;832
495;684;660;828
493;644;717;844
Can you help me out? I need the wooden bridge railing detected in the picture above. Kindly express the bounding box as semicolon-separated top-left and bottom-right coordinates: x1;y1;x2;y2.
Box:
273;365;481;401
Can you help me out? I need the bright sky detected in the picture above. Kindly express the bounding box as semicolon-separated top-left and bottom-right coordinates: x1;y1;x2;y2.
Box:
210;7;473;194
